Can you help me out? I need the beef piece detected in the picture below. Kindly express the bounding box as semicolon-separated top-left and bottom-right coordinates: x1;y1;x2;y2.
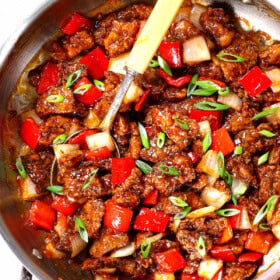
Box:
224;111;255;134
57;61;87;83
182;260;200;275
205;216;228;240
83;174;113;198
179;217;207;231
89;227;129;258
78;198;105;238
144;152;195;196
118;259;148;279
223;262;257;280
228;231;248;255
162;87;187;102
185;189;206;210
269;146;280;165
82;257;119;271
191;173;208;191
35;86;88;119
28;65;42;88
260;43;280;67
21;150;54;191
238;196;259;221
150;239;178;254
199;8;235;48
125;122;142;159
38;115;82;148
195;62;223;81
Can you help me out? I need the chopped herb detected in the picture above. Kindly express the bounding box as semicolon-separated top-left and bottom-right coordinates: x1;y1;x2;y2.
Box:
158;55;172;76
157;132;166;148
138;122;150;149
16;158;27;179
194;101;230;111
216;52;246;62
46;185;63;195
168;196;189;208
259;129;275;138
173;117;189;130
257;151;269;166
158;164;180;176
75;217;88;243
202;131;212;153
53;133;68;145
234;145;243;155
174;206;192;220
141;238;152;258
196;236;206;258
251;108;278;121
136;160;152;174
46;94;65;103
82;168;99;190
66;69;82;88
216;208;241;217
73;84;92;95
93;79;105;91
187;73;198;97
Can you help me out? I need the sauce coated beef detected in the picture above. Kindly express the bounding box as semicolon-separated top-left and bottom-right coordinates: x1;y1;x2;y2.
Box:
14;2;280;280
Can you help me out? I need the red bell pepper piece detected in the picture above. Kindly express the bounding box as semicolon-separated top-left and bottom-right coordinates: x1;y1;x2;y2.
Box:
85;146;113;160
51;196;80;216
37;61;59;94
104;199;133;232
227;204;242;229
111;157;136;186
198;77;226;88
239;66;272;97
238;252;264;263
210;245;236;261
134;88;151;111
134;208;169;233
244;231;274;254
80;47;109;80
68;129;97;149
159;41;182;68
55;211;68;235
155;248;187;273
189;109;222;131
211;127;235;156
61;12;92;35
73;77;102;106
143;190;159;205
159;69;192;87
181;273;204;280
29;200;56;231
218;219;233;244
212;269;223;280
187;151;201;165
20;118;40;150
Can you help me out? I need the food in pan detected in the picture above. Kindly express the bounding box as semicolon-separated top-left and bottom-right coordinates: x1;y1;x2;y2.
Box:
7;1;280;279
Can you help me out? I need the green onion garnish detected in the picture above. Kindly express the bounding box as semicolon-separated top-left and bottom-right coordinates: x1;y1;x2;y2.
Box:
82;168;99;190
53;133;68;145
173;117;189;130
138;122;150;149
259;129;275;138
158;164;180;176
232;194;238;206
75;217;88;243
66;69;82;88
218;86;230;96
141;238;152;258
251;108;278;121
157;132;166;148
217;152;225;178
16;158;27;179
224;170;233;187
168;196;189;208
216;52;246;62
73;84;92;95
196;236;206;258
194;102;230;111
136;160;152;174
149;59;160;68
158;55;172;76
234;145;243;155
253;195;278;225
174;206;192;220
187;74;198;97
46;185;63;195
216;208;241;217
191;80;219;97
257;151;269;166
46;94;65;103
202;131;212;153
93;79;105;91
259;223;271;231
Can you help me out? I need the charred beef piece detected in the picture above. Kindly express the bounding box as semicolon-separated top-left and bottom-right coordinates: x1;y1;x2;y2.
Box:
260;43;280;67
223;262;257;280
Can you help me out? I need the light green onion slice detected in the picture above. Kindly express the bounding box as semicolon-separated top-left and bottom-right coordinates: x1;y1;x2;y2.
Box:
168;196;189;208
234;145;243;155
75;217;88;243
218;86;230;96
46;185;63;195
259;129;275;138
194;102;230;111
217;152;225;178
16;158;27;179
216;208;241;217
174;206;192;220
251;108;278;121
136;160;152;174
231;194;238;206
158;164;180;176
46;94;65;103
191;88;217;96
66;69;82;88
82;168;99;190
141;238;152;258
157;132;166;148
202;131;212;153
187;74;198;97
174;117;189;130
216;52;246;62
138;122;150;149
93;79;105;91
259;223;271;231
53;133;68;145
149;59;160;68
74;84;92;95
257;151;269;166
158;55;172;76
196;236;206;258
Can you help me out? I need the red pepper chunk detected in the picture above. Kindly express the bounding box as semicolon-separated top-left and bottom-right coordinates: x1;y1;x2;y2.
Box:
68;129;97;149
155;248;187;273
61;12;92;35
111;157;135;186
239;66;272;97
73;77;102;106
143;190;159;205
211;127;235;156
198;77;226;88
85;146;113;160
187;151;201;165
245;231;274;254
159;69;192;87
37;61;59;94
212;269;223;280
218;219;233;244
189;109;222;131
135;88;151;111
51;196;80;216
104;200;133;232
20;118;40;150
159;41;182;68
227;204;242;229
80;47;109;80
134;208;169;233
29;200;56;231
210;245;237;261
238;252;263;263
181;273;204;280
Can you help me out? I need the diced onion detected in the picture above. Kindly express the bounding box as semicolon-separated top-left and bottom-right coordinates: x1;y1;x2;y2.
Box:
154;272;175;280
198;258;223;280
86;131;115;152
108;52;129;75
110;242;136;257
265;103;280;125
44;242;65;259
21;109;43;124
272;223;280;240
182;35;211;65
190;4;207;30
84;109;101;128
186;206;215;218
148;233;164;243
217;93;242;111
123;82;144;104
201;186;231;210
239;207;252;230
265;68;280;93
231;178;248;198
53;144;79;162
19;176;40;201
197;150;219;178
70;233;87;258
198;120;211;138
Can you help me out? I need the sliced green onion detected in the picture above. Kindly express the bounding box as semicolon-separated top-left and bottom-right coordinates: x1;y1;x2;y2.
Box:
253;195;278;225
82;168;99;190
157;132;166;148
173;117;189;130
141;238;152;258
149;59;159;68
75;217;88;243
16;158;27;179
138;122;150;149
168;196;189;208
46;94;65;103
217;152;225;178
174;206;192;220
216;208;241;217
216;52;245;62
46;185;63;195
136;160;152;174
259;129;275;138
187;74;198;97
218;86;230;96
53;133;68;145
251;108;278;121
259;223;271;231
257;151;269;166
158;55;172;76
73;84;92;95
233;184;247;197
195;80;219;91
93;79;105;91
194;102;230;111
191;88;217;96
234;145;243;155
66;69;82;88
232;194;238;206
158;164;180;176
196;236;206;258
224;170;233;187
202;131;212;153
